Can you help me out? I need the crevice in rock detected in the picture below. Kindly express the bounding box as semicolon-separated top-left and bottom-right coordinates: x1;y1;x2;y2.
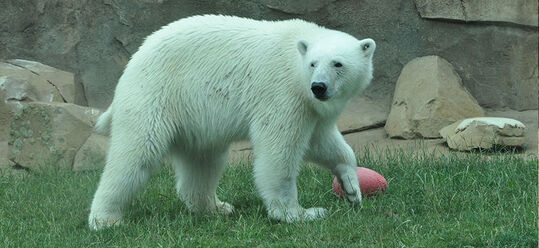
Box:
114;37;132;57
459;0;468;22
5;61;68;103
71;133;93;170
103;1;130;26
341;121;386;135
11;160;30;171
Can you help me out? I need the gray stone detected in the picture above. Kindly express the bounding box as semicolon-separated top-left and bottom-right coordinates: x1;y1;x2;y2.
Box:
0;1;536;110
440;117;528;151
8;102;101;170
73;133;109;171
385;56;485;139
415;0;538;27
260;0;337;14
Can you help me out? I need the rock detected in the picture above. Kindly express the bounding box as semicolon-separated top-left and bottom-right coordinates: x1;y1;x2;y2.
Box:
0;61;65;106
7;59;76;103
228;141;254;164
385;56;485;139
484;109;538;154
0;140;14;168
440;117;527;151
0;60;76;141
73;133;109;171
260;0;337;14
415;0;538;27
1;1;536;111
8;102;102;170
337;96;388;133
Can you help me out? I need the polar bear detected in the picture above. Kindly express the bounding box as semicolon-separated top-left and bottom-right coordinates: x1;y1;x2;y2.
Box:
89;15;375;230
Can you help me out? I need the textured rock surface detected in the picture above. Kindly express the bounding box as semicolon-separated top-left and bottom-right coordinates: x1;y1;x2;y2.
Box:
73;133;109;171
0;60;76;142
484;109;538;153
7;59;76;103
0;1;536;110
338;96;387;133
415;0;538;27
440;117;528;151
0;61;64;107
8;102;101;170
0;140;14;168
385;56;484;139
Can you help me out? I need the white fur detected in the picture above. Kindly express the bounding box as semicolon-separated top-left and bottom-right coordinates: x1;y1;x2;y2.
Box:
88;15;375;230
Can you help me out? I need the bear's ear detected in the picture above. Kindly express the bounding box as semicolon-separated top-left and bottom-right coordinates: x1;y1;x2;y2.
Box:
297;40;308;56
359;38;376;57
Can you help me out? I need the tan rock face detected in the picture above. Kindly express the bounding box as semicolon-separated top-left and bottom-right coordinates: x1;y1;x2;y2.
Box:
337;96;388;133
440;117;527;151
0;140;14;168
0;61;64;105
415;0;538;27
73;133;109;171
0;60;77;141
385;56;484;139
7;59;76;103
8;102;101;170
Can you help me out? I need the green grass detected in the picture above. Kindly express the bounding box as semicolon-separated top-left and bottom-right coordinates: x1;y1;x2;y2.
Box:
1;151;537;247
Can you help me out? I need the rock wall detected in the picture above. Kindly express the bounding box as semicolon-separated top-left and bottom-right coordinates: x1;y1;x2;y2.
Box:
1;0;537;110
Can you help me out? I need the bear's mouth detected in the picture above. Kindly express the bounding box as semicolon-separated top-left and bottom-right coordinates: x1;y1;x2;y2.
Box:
314;95;330;101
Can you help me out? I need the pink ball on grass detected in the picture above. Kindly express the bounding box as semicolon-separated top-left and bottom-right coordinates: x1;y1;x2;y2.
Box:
333;167;387;198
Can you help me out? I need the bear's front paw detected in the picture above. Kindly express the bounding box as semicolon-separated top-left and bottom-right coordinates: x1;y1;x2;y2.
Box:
88;213;123;230
337;173;362;204
268;207;328;222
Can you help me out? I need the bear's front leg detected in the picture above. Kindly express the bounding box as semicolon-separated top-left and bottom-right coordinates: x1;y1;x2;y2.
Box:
306;124;362;203
250;117;328;222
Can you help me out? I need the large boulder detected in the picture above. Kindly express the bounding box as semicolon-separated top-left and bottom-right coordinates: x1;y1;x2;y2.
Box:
7;59;76;103
73;133;109;171
8;102;101;170
0;61;64;107
415;0;538;28
385;56;485;139
0;60;76;141
440;117;527;151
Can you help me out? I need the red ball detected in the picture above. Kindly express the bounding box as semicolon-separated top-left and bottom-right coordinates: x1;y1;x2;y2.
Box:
333;167;387;198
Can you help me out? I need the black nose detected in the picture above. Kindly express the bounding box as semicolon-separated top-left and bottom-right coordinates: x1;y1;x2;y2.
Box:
311;82;327;98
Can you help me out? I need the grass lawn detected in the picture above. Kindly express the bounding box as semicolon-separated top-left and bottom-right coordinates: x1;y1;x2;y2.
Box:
1;150;537;247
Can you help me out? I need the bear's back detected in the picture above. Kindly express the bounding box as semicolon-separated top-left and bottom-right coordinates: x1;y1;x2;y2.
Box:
123;15;323;96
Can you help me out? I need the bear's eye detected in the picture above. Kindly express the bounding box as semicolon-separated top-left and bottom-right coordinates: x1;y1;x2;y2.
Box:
334;62;343;68
362;44;370;51
310;63;315;67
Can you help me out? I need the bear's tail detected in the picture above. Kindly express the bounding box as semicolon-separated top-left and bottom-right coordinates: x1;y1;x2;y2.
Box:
95;107;112;135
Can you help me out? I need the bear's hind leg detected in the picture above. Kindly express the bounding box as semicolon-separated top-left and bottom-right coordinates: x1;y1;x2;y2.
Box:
89;116;169;230
172;149;233;215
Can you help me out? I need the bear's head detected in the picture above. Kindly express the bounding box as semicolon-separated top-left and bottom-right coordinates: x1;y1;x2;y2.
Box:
297;33;375;103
